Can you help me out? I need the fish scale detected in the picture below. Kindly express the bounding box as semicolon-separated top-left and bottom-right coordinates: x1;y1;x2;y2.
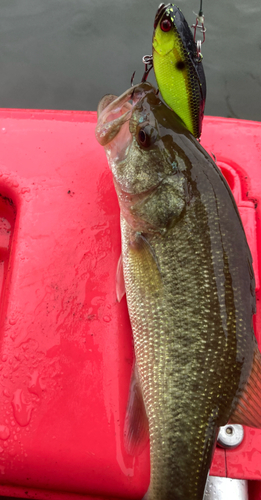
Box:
120;167;254;499
96;82;261;500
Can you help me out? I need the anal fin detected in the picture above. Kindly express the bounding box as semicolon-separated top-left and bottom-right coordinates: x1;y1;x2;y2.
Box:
230;347;261;428
124;363;149;456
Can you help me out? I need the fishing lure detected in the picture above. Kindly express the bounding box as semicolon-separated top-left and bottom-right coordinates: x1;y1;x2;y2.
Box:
144;3;206;139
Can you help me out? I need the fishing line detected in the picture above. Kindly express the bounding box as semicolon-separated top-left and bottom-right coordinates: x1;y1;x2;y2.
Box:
199;0;203;18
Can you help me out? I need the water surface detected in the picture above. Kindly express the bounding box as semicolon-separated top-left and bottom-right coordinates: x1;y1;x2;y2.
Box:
0;1;260;118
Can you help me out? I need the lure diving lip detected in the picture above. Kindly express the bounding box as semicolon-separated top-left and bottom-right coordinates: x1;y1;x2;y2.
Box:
152;3;206;138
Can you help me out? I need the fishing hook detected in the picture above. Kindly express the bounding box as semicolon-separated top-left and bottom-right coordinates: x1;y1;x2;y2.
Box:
130;71;137;100
130;71;136;87
191;0;206;60
141;55;153;83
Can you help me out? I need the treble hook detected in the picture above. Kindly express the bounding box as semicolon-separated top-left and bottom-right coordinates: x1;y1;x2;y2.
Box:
130;71;136;87
191;0;206;60
141;55;153;83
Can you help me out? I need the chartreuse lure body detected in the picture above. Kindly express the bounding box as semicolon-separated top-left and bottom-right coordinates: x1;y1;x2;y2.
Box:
153;3;206;138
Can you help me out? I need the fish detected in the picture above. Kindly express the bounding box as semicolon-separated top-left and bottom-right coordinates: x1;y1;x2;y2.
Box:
95;81;261;500
152;3;206;138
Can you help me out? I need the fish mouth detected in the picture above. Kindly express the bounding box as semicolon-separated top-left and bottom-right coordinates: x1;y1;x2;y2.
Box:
95;82;157;164
96;88;133;148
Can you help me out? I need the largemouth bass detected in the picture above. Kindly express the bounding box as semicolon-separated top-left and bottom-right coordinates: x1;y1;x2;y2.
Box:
96;82;261;500
153;3;206;138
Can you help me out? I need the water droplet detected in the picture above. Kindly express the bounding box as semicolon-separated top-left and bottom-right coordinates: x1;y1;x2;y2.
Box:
21;187;30;195
1;355;7;362
11;389;33;427
28;370;44;397
3;389;10;397
91;296;104;306
0;447;3;454
1;128;6;134
103;315;111;323
0;425;10;440
9;317;17;326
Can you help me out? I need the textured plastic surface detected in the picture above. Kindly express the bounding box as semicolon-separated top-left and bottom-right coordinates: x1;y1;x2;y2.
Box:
0;110;260;499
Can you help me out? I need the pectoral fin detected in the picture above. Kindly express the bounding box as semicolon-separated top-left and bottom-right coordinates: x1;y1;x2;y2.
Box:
124;363;149;456
116;254;126;302
129;233;163;292
230;347;261;428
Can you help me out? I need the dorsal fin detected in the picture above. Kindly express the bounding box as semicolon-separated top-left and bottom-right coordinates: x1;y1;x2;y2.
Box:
230;347;261;428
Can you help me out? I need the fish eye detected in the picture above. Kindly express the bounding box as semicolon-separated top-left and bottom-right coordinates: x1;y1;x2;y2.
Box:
137;124;157;149
138;130;147;146
138;129;151;148
160;18;172;32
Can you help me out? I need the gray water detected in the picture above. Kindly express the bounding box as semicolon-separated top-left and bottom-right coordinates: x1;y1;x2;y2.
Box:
0;0;261;121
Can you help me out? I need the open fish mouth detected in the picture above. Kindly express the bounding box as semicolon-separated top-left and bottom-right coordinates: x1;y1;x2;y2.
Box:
96;88;133;147
95;83;157;163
